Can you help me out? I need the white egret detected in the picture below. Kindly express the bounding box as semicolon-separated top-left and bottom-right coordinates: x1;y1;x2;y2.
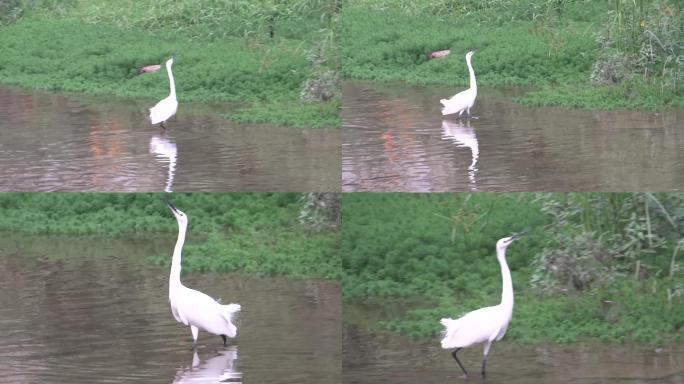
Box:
149;55;178;129
440;231;526;378
167;202;241;347
440;50;477;117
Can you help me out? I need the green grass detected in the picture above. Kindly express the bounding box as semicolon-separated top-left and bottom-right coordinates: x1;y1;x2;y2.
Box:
519;79;684;110
0;0;340;128
0;19;304;101
225;98;341;129
342;193;684;344
343;8;596;86
0;193;341;279
343;1;683;111
342;193;549;298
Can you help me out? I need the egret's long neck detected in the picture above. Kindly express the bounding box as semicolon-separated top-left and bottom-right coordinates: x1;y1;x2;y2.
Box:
497;247;514;310
466;56;477;92
167;62;176;99
170;221;186;290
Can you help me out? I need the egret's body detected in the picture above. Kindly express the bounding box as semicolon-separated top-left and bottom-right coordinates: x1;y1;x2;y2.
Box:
150;57;178;129
168;203;240;346
441;50;477;117
440;232;524;377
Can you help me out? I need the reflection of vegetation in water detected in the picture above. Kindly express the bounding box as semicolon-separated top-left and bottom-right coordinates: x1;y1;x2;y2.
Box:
343;0;682;110
342;193;684;344
0;193;341;279
0;0;340;128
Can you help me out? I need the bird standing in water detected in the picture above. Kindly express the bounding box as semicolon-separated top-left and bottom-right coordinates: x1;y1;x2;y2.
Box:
149;55;178;129
440;231;526;377
167;202;241;347
440;50;477;118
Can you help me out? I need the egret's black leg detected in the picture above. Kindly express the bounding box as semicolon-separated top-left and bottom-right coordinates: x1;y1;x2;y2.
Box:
221;335;227;346
451;348;469;377
160;121;166;130
482;341;492;377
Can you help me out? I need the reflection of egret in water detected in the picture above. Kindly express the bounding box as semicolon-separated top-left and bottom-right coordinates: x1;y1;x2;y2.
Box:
172;347;242;384
441;120;479;190
149;134;177;192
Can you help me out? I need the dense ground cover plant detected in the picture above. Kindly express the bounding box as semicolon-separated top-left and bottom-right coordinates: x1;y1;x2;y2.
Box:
0;193;341;279
0;0;340;127
343;0;683;110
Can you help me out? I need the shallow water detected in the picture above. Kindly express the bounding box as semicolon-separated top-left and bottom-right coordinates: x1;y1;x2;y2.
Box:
342;82;684;192
0;233;341;383
0;87;340;192
343;302;684;384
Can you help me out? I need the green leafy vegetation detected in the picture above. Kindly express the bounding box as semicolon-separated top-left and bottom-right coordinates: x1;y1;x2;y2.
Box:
342;193;684;344
0;193;341;279
0;0;340;128
225;98;341;129
343;0;682;110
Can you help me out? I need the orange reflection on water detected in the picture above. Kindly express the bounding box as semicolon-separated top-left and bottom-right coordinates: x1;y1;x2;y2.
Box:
87;117;123;187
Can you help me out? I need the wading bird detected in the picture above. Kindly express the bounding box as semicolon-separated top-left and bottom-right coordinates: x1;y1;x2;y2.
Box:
167;202;241;347
149;55;178;129
440;231;526;378
440;50;477;118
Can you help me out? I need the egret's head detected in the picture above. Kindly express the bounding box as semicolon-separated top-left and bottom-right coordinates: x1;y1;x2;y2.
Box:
496;229;527;251
166;55;175;67
466;49;476;59
167;202;188;227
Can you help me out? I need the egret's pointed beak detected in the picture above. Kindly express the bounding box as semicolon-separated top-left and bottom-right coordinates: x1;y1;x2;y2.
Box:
510;229;529;241
167;202;178;214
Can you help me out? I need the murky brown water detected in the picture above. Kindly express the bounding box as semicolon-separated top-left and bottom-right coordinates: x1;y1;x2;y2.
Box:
0;87;340;192
0;233;341;383
343;82;684;192
343;302;684;384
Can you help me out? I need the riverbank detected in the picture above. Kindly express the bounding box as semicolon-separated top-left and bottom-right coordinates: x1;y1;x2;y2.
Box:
0;193;340;279
342;0;682;111
342;193;684;344
0;1;340;128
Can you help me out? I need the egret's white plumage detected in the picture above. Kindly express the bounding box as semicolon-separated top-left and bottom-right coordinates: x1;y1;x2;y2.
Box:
440;232;525;377
441;50;477;117
150;56;178;128
168;203;240;346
